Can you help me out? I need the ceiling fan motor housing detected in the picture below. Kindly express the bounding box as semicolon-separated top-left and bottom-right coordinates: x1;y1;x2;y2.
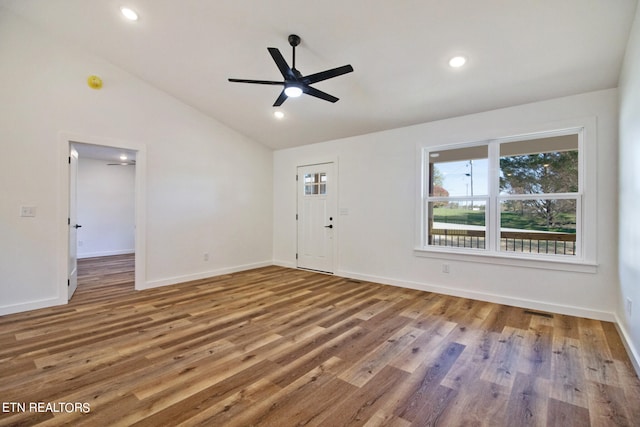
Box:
288;34;301;47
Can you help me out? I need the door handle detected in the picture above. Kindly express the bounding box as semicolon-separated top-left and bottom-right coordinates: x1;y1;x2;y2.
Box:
73;224;82;229
324;224;333;228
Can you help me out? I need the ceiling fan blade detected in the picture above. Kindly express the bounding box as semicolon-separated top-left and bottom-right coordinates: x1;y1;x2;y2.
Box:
228;78;283;85
273;89;288;107
304;86;339;103
267;47;296;80
303;64;354;85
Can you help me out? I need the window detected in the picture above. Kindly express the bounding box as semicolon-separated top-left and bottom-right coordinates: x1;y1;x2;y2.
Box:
498;135;579;256
427;145;489;249
304;172;327;195
421;130;583;260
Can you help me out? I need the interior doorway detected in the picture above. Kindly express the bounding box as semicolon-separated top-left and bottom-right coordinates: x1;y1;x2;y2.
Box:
60;134;146;302
71;143;137;298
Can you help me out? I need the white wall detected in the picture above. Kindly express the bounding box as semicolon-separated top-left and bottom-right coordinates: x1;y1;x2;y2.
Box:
77;157;135;258
274;89;619;321
618;5;640;371
0;10;273;314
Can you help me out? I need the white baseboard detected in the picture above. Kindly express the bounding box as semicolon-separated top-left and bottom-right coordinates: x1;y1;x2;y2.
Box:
78;249;134;259
614;314;640;377
272;259;297;269
0;296;67;316
141;260;273;290
335;269;616;322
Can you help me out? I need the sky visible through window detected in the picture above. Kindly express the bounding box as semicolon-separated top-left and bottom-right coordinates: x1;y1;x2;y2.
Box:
436;159;488;198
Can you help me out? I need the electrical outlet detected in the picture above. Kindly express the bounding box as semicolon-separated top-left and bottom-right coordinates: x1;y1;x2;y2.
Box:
442;264;450;274
626;298;632;316
203;253;209;262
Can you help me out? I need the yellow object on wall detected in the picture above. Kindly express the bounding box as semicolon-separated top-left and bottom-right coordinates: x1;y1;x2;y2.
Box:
87;75;103;89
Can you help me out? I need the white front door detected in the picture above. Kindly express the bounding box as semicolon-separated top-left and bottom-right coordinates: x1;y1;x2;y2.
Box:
68;145;79;299
297;163;336;273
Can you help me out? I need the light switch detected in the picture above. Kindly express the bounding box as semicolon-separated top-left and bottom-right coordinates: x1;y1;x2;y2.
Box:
20;206;36;217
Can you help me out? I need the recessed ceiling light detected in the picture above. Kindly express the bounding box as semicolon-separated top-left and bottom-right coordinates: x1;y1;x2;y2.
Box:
274;111;285;119
120;154;128;160
120;7;139;21
449;56;467;68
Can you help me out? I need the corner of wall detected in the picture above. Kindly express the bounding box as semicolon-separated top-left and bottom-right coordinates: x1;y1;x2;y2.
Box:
614;314;640;377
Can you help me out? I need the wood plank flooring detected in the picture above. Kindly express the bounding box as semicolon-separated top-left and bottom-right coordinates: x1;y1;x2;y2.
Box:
1;254;639;426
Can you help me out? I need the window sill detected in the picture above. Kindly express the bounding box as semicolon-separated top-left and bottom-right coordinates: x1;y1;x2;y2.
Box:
413;247;597;273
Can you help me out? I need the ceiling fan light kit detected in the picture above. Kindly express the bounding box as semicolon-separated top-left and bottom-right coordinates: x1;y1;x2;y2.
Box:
284;85;303;98
229;34;354;107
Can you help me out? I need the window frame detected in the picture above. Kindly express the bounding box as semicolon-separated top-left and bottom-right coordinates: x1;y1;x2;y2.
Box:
416;122;596;272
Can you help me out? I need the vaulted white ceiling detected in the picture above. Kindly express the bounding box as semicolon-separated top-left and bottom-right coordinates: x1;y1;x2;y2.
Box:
1;0;637;150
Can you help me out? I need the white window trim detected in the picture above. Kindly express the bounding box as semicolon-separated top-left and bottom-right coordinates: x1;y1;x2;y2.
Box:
415;117;597;273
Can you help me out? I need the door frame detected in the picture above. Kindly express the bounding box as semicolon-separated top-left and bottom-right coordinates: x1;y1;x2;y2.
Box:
296;160;338;274
58;132;146;300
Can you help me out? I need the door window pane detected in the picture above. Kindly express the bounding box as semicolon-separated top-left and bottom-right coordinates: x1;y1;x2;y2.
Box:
304;173;327;195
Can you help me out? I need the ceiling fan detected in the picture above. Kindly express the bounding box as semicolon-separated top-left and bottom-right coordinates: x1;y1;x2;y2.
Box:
228;34;354;106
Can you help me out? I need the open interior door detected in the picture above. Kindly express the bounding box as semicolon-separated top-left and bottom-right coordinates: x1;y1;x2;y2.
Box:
68;145;79;299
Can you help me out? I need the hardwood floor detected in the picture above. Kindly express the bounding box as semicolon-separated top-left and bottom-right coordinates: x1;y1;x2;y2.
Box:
1;255;639;426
